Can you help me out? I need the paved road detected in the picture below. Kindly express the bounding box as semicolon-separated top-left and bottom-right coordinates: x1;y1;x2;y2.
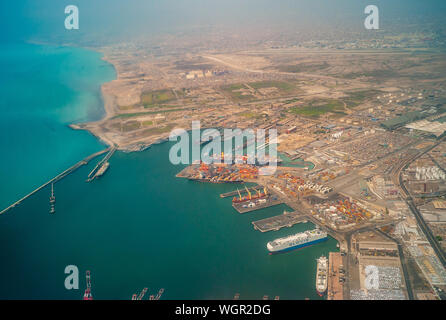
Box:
395;138;446;268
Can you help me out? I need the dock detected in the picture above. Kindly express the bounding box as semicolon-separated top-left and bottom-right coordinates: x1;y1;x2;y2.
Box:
87;147;116;182
176;165;196;178
220;185;264;198
0;148;110;215
232;196;283;214
327;252;344;300
252;211;308;232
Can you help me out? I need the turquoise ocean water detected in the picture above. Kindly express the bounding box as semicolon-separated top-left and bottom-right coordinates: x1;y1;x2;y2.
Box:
0;43;115;208
0;43;337;300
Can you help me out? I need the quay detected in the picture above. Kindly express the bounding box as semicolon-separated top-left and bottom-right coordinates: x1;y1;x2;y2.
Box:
0;148;111;215
252;210;308;232
327;252;344;300
220;185;264;198
176;165;196;178
87;147;116;182
232;196;283;214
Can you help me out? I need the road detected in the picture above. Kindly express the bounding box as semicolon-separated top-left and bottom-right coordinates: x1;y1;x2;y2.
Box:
394;137;446;268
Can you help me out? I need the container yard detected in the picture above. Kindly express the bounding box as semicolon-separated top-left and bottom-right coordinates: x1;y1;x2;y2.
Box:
330;131;413;166
275;172;333;197
311;195;377;230
176;163;259;183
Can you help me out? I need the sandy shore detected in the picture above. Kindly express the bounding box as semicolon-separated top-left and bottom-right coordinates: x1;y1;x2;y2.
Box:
101;85;118;120
73;55;125;149
78;54;179;152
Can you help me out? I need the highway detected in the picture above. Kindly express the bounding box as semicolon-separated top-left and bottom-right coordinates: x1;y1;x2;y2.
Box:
394;137;446;268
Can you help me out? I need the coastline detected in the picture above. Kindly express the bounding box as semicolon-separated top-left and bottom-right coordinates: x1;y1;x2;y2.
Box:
77;51;173;152
25;41;124;149
68;50;120;148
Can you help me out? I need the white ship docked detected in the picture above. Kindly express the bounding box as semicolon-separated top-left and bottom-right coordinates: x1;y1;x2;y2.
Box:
266;229;327;254
316;256;328;296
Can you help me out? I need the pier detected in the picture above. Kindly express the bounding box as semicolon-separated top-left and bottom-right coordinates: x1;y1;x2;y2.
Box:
232;195;283;214
49;183;56;214
87;147;116;182
252;210;308;232
0;148;110;215
220;185;264;198
327;252;344;300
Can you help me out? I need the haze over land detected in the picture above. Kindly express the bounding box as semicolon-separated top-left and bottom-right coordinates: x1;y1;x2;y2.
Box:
2;0;446;45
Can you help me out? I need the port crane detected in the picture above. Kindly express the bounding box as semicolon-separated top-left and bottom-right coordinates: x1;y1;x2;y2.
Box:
132;288;164;300
136;287;148;300
82;270;93;300
237;188;242;201
245;186;252;200
154;288;164;300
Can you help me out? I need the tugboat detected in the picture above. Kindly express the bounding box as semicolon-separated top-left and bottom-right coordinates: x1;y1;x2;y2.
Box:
316;256;328;296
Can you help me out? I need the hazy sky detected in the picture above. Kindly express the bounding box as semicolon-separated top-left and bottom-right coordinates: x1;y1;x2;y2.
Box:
1;0;446;44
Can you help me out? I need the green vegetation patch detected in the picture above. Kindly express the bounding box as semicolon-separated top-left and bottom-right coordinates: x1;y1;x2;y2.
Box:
249;80;294;91
118;105;136;111
112;108;185;120
140;124;176;136
222;83;245;91
141;89;178;108
288;99;345;118
221;84;254;101
277;62;329;73
141;120;153;126
239;111;263;119
343;89;382;108
284;98;300;104
122;121;141;132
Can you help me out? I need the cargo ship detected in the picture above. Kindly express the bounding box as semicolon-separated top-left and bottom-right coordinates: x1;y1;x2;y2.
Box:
316;256;328;296
266;229;327;254
232;186;268;203
95;161;109;178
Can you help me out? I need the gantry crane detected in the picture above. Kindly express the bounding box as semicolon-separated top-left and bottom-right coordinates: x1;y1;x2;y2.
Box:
82;270;93;300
